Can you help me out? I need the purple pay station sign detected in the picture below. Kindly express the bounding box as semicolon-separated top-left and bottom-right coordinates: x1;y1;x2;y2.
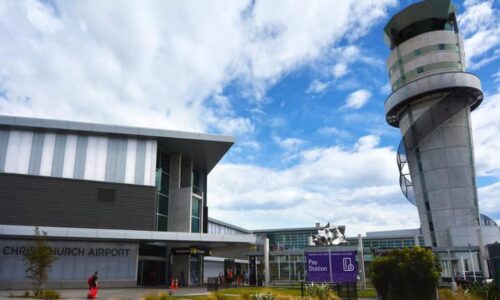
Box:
306;251;357;283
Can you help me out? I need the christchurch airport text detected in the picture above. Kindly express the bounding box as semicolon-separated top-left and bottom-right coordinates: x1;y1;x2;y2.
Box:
2;246;132;257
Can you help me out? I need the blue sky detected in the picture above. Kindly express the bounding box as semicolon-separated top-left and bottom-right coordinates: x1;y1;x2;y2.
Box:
0;0;499;235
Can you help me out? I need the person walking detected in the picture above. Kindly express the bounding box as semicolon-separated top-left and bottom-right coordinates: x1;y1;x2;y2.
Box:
87;271;98;299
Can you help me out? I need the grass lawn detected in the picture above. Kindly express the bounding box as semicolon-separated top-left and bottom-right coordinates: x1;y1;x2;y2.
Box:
168;286;377;299
357;289;377;298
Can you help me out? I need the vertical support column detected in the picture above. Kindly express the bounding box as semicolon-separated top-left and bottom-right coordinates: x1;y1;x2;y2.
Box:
477;227;490;278
264;238;270;286
358;234;367;290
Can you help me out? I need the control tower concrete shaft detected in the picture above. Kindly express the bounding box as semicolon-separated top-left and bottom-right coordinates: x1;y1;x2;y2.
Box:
383;0;483;247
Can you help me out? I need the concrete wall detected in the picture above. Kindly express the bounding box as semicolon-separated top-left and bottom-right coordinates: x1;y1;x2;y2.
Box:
0;173;156;231
0;239;138;289
168;154;193;232
399;94;480;247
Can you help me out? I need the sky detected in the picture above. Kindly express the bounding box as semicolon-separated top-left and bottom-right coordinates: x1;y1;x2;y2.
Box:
0;0;498;236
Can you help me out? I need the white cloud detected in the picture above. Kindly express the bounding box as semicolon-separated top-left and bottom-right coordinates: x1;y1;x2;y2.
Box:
25;0;63;33
344;89;372;109
318;127;351;139
472;91;500;177
209;135;419;234
459;0;500;69
0;0;396;133
306;79;329;94
240;140;260;151
380;82;392;95
354;135;380;151
478;181;500;223
210;116;255;136
273;136;304;151
332;63;348;79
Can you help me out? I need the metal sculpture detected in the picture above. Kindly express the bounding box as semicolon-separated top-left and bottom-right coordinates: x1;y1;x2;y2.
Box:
313;222;348;246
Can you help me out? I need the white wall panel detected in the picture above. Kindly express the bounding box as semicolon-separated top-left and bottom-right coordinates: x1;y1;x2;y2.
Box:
5;130;33;174
62;134;77;178
95;137;108;181
84;136;98;180
144;140;157;186
1;128;156;186
39;133;56;176
124;139;137;184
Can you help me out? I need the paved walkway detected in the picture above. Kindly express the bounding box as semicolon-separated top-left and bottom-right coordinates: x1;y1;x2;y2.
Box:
0;287;208;300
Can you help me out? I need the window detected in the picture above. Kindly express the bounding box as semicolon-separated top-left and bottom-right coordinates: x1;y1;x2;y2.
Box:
192;171;202;195
157;215;168;231
438;44;446;50
414;49;422;56
156;149;170;231
97;188;115;202
417;66;424;74
158;194;168;215
191;197;201;233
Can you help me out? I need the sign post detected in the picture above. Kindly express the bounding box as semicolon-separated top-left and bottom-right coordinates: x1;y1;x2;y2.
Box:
305;250;357;283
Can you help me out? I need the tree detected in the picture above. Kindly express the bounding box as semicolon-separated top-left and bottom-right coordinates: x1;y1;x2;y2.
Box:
369;247;441;300
23;227;57;297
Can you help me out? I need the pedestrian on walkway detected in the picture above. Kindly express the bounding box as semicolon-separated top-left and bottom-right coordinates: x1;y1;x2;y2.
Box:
87;271;98;299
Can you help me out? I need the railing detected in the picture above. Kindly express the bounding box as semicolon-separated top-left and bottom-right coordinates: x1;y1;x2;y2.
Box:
206;276;249;292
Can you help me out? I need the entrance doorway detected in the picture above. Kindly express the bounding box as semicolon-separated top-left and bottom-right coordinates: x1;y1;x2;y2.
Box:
137;260;166;286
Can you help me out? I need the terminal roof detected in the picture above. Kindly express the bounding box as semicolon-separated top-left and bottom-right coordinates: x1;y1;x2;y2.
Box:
0;115;234;173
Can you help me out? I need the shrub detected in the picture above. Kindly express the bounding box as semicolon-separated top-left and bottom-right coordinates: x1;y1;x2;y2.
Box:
38;289;60;299
439;288;480;300
369;247;440;300
142;292;171;300
467;282;500;300
305;284;339;300
250;292;276;300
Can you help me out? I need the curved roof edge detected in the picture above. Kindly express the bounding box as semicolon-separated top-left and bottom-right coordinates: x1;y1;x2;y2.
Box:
384;72;483;127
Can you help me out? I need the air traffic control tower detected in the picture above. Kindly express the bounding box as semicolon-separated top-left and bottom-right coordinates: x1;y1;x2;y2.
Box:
383;0;498;249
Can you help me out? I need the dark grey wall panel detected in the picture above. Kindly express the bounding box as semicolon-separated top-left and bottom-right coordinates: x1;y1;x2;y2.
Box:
73;135;88;179
28;132;45;175
51;134;67;177
0;173;156;231
0;130;9;172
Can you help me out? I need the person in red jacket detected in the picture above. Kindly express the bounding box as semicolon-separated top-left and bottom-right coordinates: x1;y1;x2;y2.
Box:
87;271;98;299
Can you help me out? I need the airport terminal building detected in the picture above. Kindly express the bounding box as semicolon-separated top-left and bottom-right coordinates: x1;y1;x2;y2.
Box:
0;115;256;289
0;115;498;289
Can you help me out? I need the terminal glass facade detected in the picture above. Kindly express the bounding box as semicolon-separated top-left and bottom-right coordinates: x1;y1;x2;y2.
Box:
156;150;170;231
258;230;315;251
191;195;201;233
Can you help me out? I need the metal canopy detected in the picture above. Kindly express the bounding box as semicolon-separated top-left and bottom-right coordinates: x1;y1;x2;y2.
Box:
0;224;257;249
